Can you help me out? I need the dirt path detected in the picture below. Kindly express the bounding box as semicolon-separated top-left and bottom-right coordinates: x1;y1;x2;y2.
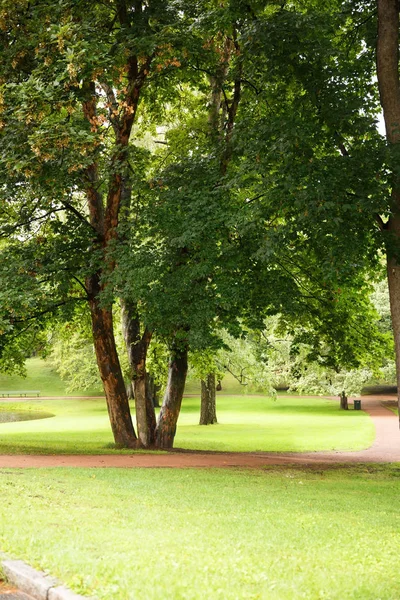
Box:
0;395;399;468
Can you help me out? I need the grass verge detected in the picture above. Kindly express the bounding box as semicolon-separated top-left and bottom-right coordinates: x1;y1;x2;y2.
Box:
0;465;400;599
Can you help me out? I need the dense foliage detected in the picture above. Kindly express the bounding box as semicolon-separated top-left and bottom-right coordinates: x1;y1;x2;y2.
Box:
0;0;398;446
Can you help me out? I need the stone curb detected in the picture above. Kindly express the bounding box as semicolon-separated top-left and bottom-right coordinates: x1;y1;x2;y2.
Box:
0;555;93;600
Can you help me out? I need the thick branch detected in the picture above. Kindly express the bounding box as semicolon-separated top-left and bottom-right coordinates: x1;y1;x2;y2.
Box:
100;82;121;137
82;81;104;235
1;208;65;236
60;200;96;232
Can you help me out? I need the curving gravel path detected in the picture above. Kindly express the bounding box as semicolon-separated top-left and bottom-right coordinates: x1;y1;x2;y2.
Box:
0;395;399;468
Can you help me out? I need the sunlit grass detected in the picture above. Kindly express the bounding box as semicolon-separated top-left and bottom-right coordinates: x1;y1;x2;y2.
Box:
0;358;102;397
0;466;400;599
175;394;374;452
0;393;374;454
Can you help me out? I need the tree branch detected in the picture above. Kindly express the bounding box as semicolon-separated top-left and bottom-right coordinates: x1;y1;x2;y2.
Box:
11;298;87;324
60;200;97;232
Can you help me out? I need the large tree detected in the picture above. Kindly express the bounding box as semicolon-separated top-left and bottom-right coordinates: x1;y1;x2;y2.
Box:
0;0;391;451
0;0;186;447
114;2;386;448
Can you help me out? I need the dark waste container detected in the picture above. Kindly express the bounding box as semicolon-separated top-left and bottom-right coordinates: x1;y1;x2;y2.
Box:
354;400;362;410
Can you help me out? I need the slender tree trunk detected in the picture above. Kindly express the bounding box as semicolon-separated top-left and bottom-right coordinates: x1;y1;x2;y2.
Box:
88;289;137;448
126;381;134;400
377;0;400;420
155;347;188;448
339;391;348;410
200;373;218;424
147;375;160;407
121;299;156;447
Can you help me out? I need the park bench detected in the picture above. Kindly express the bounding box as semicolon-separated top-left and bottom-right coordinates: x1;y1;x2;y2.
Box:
0;391;40;398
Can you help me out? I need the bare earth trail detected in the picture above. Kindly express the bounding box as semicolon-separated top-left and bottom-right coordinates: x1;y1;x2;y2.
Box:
0;395;399;468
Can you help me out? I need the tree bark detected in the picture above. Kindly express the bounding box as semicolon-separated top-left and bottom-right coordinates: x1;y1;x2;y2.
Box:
377;0;400;420
121;299;156;447
339;391;348;410
88;284;137;447
200;373;218;424
386;242;400;409
155;347;188;448
78;25;151;448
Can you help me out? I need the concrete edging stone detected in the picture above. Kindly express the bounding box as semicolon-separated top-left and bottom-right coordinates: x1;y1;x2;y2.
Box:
1;555;93;600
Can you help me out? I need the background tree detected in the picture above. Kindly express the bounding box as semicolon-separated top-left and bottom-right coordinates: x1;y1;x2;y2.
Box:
189;350;225;425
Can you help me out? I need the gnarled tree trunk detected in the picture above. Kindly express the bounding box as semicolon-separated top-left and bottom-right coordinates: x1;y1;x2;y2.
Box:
200;373;217;424
155;346;188;448
121;299;156;447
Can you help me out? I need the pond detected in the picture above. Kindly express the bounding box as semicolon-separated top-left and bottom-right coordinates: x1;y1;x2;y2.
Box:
0;409;55;423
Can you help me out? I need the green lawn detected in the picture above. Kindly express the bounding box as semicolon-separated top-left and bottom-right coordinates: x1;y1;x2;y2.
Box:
0;359;280;397
0;466;400;599
0;358;102;397
0;358;375;454
175;395;374;452
0;394;374;455
0;359;254;398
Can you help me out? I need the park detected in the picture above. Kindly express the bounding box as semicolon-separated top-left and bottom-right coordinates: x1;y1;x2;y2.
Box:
1;0;400;599
0;361;399;599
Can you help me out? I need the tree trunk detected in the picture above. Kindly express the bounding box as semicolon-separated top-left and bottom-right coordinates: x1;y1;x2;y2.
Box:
121;299;156;447
387;248;400;410
339;391;348;410
80;48;150;448
88;292;137;448
200;373;218;424
144;374;158;436
155;347;188;448
147;374;160;407
126;381;134;400
377;0;400;420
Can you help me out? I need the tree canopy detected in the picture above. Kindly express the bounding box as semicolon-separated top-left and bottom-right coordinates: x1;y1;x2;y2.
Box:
0;0;398;447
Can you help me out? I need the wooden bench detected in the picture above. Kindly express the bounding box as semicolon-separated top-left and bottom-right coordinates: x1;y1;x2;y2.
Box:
0;391;40;397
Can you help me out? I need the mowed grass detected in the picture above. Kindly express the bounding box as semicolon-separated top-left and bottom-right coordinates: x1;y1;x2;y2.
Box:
0;394;374;454
0;358;375;454
0;466;400;599
174;395;374;452
0;359;255;398
0;358;102;397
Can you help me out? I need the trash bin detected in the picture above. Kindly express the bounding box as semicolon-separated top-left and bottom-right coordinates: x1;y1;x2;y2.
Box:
354;400;361;410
